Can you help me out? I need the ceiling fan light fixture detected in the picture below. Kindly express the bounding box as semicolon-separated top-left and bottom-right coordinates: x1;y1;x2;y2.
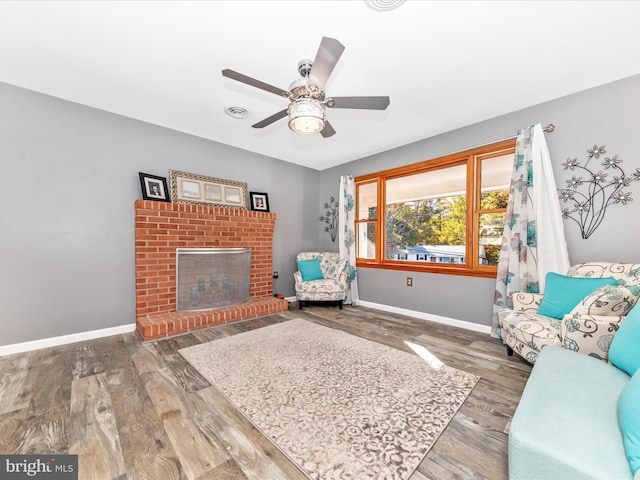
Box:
288;98;325;134
223;36;389;137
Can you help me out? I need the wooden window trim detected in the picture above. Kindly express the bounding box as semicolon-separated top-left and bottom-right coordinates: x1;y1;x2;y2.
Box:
355;139;515;278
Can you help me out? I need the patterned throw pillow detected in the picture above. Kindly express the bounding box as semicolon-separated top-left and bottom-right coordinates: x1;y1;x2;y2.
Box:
537;273;618;319
626;268;640;286
570;284;640;317
562;314;624;361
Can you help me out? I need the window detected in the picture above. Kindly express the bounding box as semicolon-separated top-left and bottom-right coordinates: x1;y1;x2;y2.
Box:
355;139;515;277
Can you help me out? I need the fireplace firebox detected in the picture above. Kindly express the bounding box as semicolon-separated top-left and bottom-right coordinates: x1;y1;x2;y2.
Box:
176;247;251;312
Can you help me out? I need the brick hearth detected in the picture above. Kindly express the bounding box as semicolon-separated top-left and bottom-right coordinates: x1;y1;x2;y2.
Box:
134;200;288;341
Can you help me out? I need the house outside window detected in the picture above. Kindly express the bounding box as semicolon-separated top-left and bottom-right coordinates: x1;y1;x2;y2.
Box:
355;139;515;278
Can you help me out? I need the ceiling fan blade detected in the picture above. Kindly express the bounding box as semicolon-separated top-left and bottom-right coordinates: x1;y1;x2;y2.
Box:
222;69;290;98
320;120;336;138
328;96;390;110
307;37;345;93
251;109;288;129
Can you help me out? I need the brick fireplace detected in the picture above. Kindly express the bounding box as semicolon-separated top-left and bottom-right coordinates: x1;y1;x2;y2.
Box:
134;199;288;341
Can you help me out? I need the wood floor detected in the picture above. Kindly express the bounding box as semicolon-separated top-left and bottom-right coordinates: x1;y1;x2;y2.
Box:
0;305;532;480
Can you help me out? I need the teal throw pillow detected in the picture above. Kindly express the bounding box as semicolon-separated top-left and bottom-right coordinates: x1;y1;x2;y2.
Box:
297;258;324;281
537;272;618;319
610;303;640;376
619;369;640;475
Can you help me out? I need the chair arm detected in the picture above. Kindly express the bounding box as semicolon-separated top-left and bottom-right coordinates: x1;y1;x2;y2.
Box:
294;271;303;289
512;292;544;313
336;268;348;286
561;313;625;361
323;259;348;285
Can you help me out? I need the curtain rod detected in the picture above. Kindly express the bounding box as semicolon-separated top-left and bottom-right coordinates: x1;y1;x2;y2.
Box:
482;123;556;148
511;123;555;136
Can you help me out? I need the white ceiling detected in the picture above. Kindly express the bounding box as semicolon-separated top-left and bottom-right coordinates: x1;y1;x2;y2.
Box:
1;1;639;171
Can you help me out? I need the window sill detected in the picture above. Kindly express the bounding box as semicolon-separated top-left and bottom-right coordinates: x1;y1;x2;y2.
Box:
355;260;498;278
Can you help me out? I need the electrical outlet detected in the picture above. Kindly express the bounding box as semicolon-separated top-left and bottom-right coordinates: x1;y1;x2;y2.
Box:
406;277;413;287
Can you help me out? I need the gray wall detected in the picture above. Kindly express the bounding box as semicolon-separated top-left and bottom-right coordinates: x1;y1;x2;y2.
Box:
2;74;639;346
319;74;640;327
0;82;319;346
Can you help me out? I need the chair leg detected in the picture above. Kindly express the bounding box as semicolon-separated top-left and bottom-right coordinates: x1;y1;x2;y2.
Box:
298;300;303;310
338;301;342;310
507;346;514;356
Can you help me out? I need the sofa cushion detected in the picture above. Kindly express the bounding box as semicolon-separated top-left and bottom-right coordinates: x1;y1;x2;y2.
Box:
620;369;640;475
537;272;617;319
297;258;324;281
571;284;640;317
562;314;624;361
509;346;632;480
610;304;640;376
295;277;346;301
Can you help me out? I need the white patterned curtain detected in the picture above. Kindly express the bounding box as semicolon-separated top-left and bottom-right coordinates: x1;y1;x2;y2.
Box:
491;124;570;338
339;175;359;305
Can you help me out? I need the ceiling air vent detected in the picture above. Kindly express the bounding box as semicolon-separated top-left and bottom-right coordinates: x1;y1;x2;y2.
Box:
224;106;251;119
365;0;406;11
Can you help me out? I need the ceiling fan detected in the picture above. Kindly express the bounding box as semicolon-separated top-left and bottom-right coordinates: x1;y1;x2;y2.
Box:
222;37;390;138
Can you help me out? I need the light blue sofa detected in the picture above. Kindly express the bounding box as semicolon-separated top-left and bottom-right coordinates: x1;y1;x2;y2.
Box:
509;346;633;480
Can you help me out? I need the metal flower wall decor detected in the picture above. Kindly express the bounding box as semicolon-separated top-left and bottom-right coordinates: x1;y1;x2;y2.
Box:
319;196;339;242
558;144;640;239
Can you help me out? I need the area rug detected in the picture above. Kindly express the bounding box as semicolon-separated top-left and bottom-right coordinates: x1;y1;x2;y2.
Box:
179;319;478;480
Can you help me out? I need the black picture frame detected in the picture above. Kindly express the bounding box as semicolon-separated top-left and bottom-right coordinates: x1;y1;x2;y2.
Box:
250;192;270;212
139;172;170;202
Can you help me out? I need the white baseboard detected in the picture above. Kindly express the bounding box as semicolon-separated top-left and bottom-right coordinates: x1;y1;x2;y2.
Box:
356;300;491;334
0;323;137;357
1;300;488;357
288;295;491;334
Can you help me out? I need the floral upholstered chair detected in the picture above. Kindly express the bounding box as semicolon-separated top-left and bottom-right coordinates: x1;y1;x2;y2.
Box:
498;262;640;364
294;252;348;309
